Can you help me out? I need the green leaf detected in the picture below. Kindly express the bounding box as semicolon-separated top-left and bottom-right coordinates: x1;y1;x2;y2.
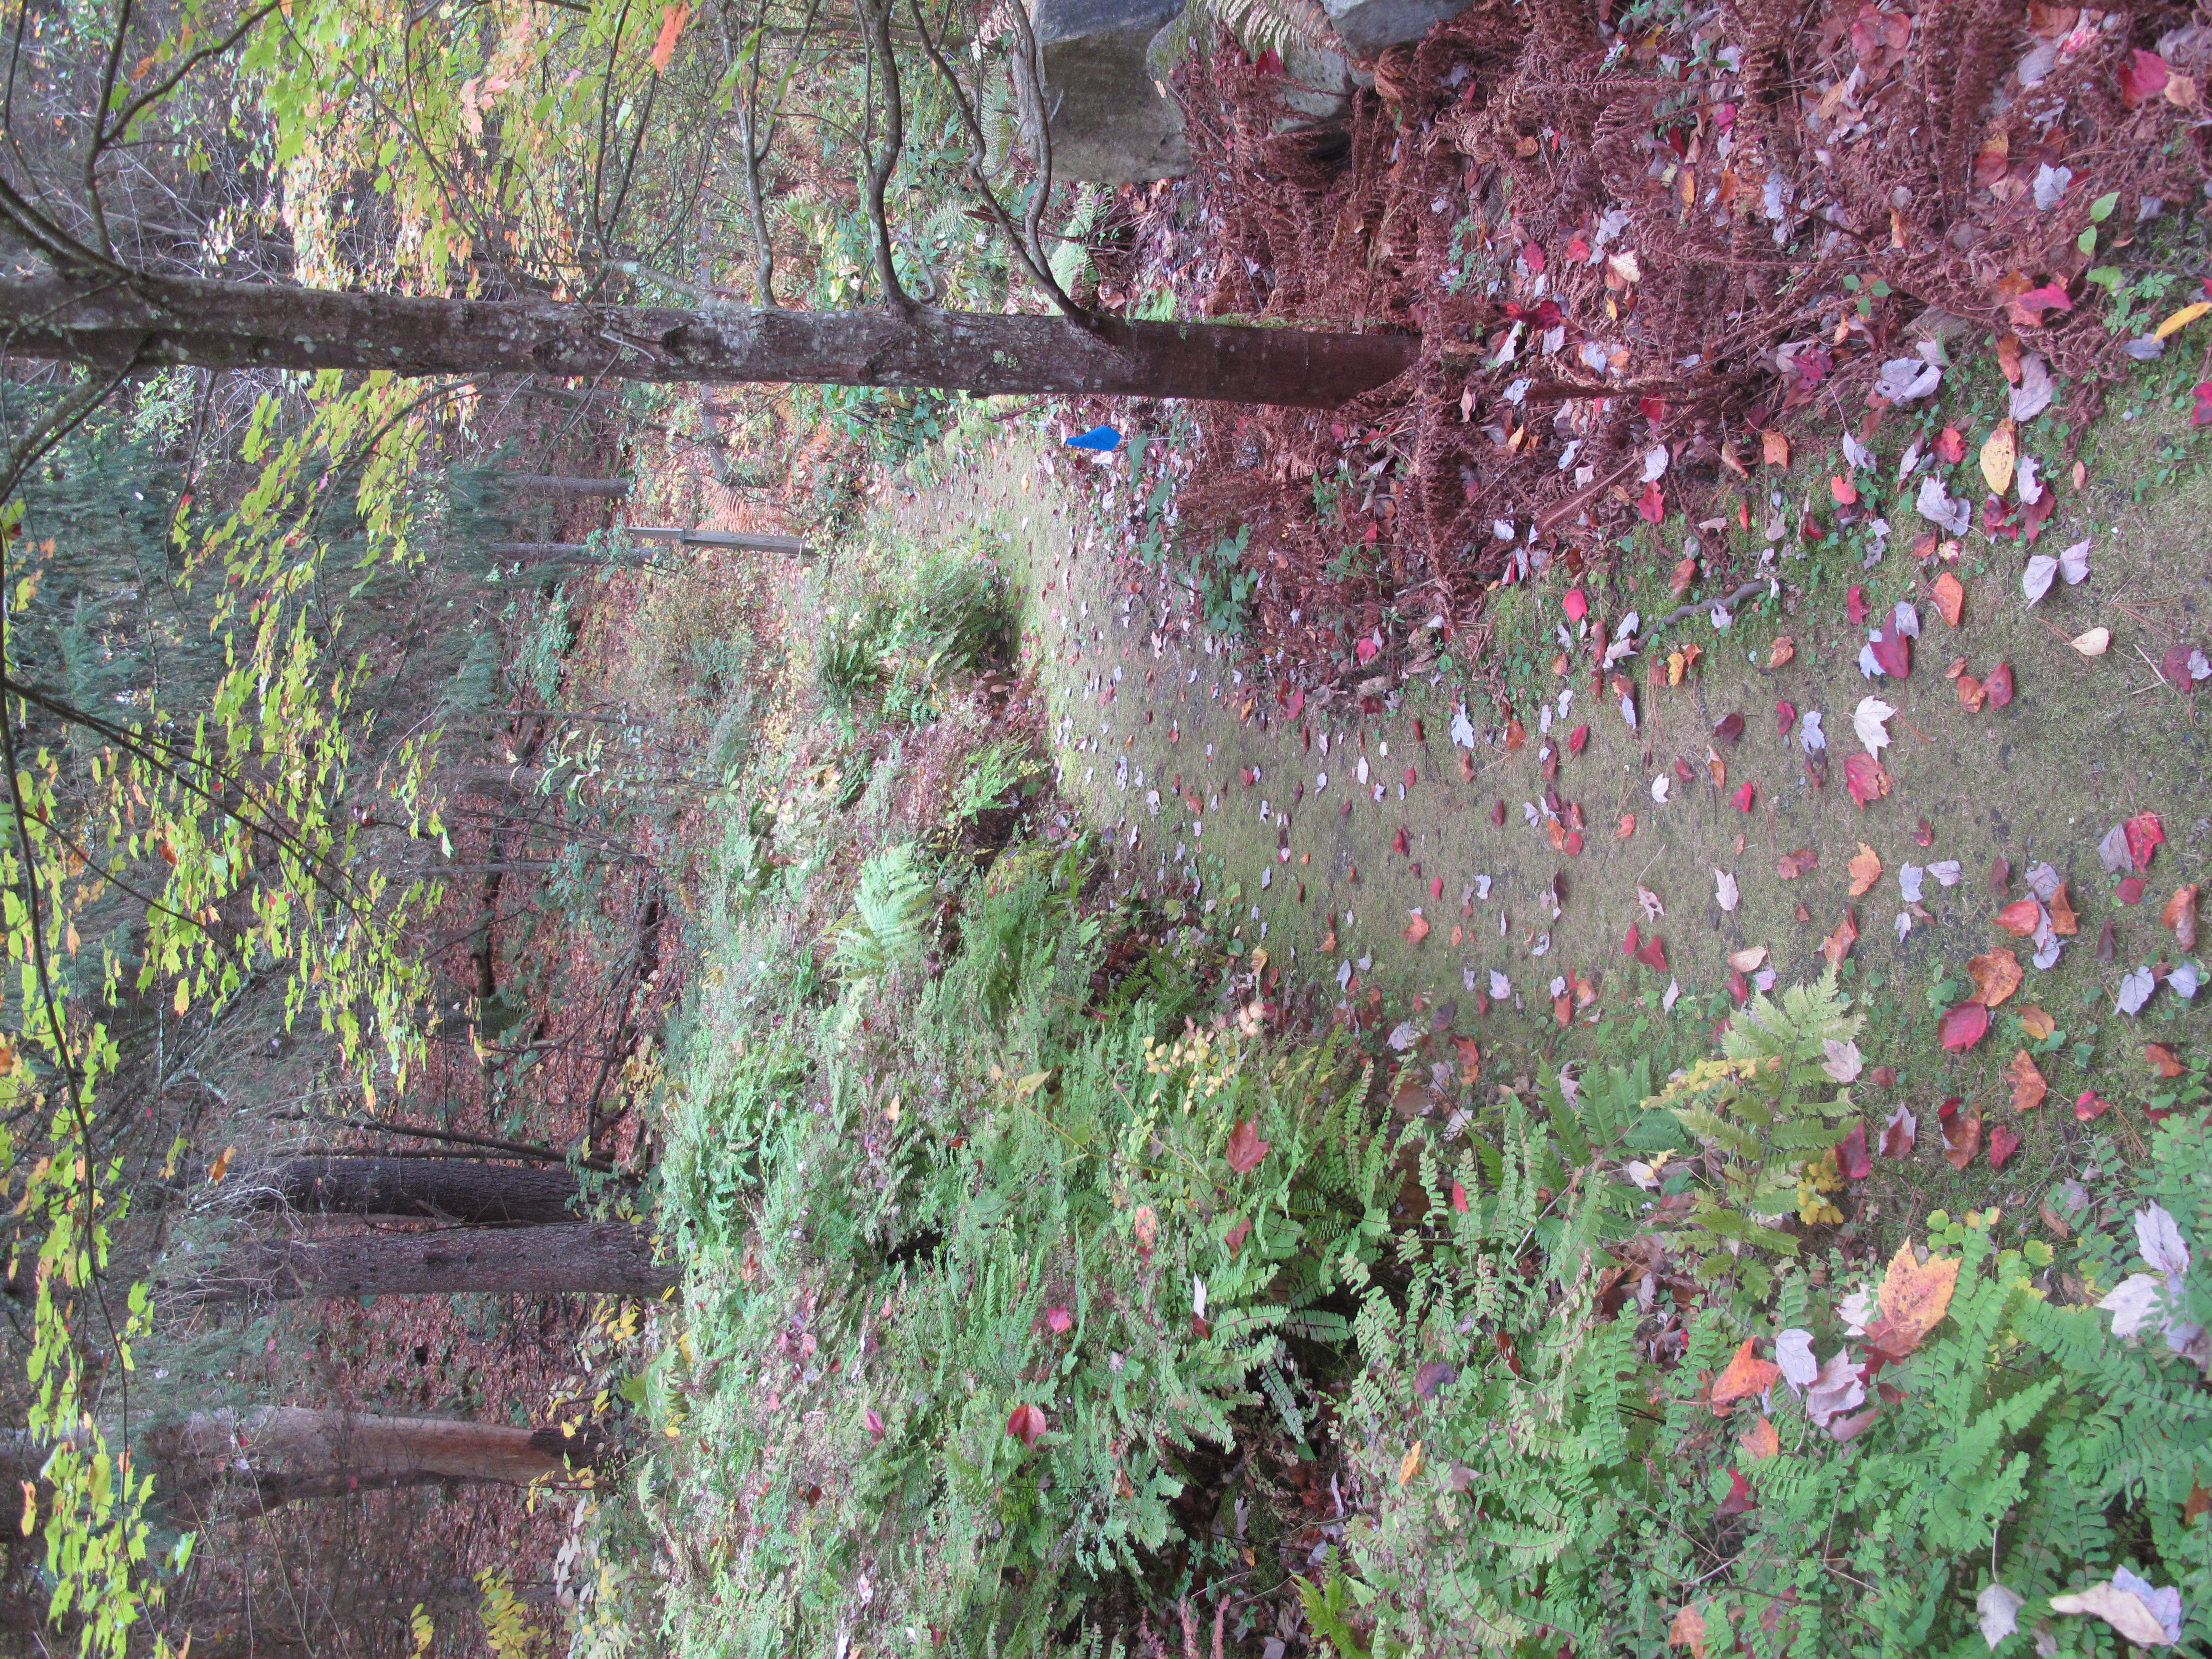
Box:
2089;191;2119;222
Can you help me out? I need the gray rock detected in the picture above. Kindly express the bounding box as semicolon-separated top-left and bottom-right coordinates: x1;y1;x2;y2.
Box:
1320;0;1469;57
1035;0;1191;182
1278;37;1355;121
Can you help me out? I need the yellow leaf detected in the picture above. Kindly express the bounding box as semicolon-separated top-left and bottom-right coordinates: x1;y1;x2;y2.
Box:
1847;843;1882;897
2018;1004;2055;1040
207;1146;234;1184
1012;1070;1051;1097
17;1479;33;1535
2070;627;2111;656
1979;420;2016;496
173;979;189;1016
2154;300;2211;340
1398;1440;1423;1486
1874;1241;1959;1352
1667;649;1686;686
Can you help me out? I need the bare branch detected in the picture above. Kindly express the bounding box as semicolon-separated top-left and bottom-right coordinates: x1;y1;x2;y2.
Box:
854;0;913;314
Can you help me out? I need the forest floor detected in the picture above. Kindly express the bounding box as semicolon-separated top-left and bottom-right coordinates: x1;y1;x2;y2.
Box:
887;344;2211;1235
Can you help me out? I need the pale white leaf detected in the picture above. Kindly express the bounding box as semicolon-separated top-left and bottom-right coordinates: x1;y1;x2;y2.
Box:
2025;861;2062;902
1877;357;1944;402
2016;455;2043;504
1928;860;1963;887
1978;1584;2025;1650
2049;1580;2176;1648
2023;555;2057;605
1637;885;1665;922
1774;1328;1819;1388
1822;1038;1864;1082
2118;965;2156;1014
1715;869;1739;912
2137;1204;2191;1280
2098;822;2131;874
1662;976;1681;1011
1841;431;1875;470
1893;601;1921;639
2010;353;2056;421
1450;704;1477;749
1799;710;1826;753
2059;538;2091;583
1651;774;1670;804
1489;970;1511;1001
1899;865;1925;902
1641;445;1670;482
1917;474;1970;534
1852;696;1895;755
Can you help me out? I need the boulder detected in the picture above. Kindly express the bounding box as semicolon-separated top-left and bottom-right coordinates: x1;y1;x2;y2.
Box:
1035;0;1192;182
1319;0;1470;58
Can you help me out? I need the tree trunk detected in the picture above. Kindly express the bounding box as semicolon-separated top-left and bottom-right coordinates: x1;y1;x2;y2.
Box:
0;272;1418;408
496;473;631;496
146;1407;604;1518
244;1157;582;1225
175;1222;674;1303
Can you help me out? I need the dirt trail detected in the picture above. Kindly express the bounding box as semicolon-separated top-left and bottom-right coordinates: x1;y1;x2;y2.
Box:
900;397;2210;1197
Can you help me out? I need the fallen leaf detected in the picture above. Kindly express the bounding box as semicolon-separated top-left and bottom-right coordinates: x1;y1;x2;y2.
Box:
1979;1585;2026;1650
2119;877;2148;906
2019;1005;2055;1040
866;1407;887;1441
208;1146;234;1184
2147;1042;2186;1078
1715;1467;1755;1516
2163;884;2198;950
1931;571;1965;628
1762;430;1791;467
1823;910;1859;966
1939;1000;1991;1051
1876;1239;1961;1351
1405;912;1432;945
1225;1119;1272;1174
1715;870;1740;912
1637;934;1670;971
1670;1604;1710;1659
1007;1402;1049;1448
1980;419;2017;495
2049;1579;2175;1648
1727;945;1769;972
1941;1097;1983;1171
1414;1360;1457;1399
2008;1050;2049;1112
1881;1102;1917;1157
1831;473;1859;505
1993;899;2042;936
1742;1416;1780;1459
1618;812;1636;839
2126;810;2164;872
2049;885;2078;935
1848;843;1883;896
1778;848;1819;879
1847;585;1870;626
1985;662;2014;706
1733;780;1756;812
1770;636;1796;669
1989;1123;2022;1169
1568;723;1590;755
1398;1440;1424;1485
1711;1338;1784;1406
2075;1088;2113;1122
1968;947;2023;1007
1957;673;1987;712
1132;1205;1158;1259
1844;754;1891;807
1043;1306;1073;1334
2071;627;2111;656
1837;1120;1871;1179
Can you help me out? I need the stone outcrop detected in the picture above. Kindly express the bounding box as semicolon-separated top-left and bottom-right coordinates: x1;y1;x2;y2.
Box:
1035;0;1192;182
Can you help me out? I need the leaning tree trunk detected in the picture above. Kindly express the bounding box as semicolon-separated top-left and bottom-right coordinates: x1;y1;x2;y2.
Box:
0;272;1418;408
243;1156;583;1225
146;1407;605;1520
174;1222;674;1304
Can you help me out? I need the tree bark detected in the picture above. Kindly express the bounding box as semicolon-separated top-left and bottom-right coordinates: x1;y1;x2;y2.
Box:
146;1407;604;1519
0;272;1418;408
243;1157;582;1225
176;1222;674;1303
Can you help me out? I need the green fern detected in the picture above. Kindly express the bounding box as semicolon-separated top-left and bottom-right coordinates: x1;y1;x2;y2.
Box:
826;843;934;983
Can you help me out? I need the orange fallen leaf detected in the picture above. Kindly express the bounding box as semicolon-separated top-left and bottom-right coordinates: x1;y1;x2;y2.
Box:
1670;1604;1710;1659
1741;1416;1780;1459
1847;843;1883;897
1405;912;1432;944
1450;924;1464;947
1761;430;1791;467
1931;571;1965;628
2018;1004;2056;1040
1830;474;1859;505
1942;1099;1983;1172
2164;884;2200;950
1504;717;1526;752
2048;885;2078;936
1711;1338;1783;1407
2145;1042;2185;1078
2008;1049;2048;1112
1672;557;1699;597
1822;909;1859;966
1993;899;2041;937
1769;635;1796;669
1957;674;1987;712
1968;947;2023;1008
1875;1240;1960;1354
1617;812;1637;839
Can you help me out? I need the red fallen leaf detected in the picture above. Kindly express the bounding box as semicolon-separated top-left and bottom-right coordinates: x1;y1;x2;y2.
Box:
1831;474;1859;505
1729;968;1750;1006
1520;240;1546;273
1714;712;1746;744
2118;877;2147;905
2195;381;2212;428
1934;425;1967;464
2126;810;2164;872
2120;47;2171;107
1870;615;1912;679
1939;1000;1992;1051
1734;781;1756;812
1007;1402;1048;1448
1837;1122;1871;1180
1638;482;1667;523
1451;1180;1469;1213
1491;799;1507;826
1847;585;1870;625
1639;393;1668;421
866;1407;887;1441
2164;644;2205;690
1716;1468;1756;1517
1914;820;1934;848
1939;1096;1983;1170
1777;700;1796;733
1355;635;1379;664
1988;1125;2021;1170
1393;826;1410;856
1844;753;1891;807
1984;662;2014;707
1637;935;1670;971
1225;1119;1272;1173
1872;1065;1897;1087
2020;490;2056;542
1563;587;1589;622
1431;877;1445;901
1565;830;1584;856
1284;686;1304;719
1880;1103;1916;1158
2013;282;2072;320
1623;923;1642;957
1405;765;1418;789
1224;1215;1251;1255
1568;724;1590;755
1042;1306;1074;1335
1993;899;2041;935
2075;1089;2113;1123
1674;758;1696;782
